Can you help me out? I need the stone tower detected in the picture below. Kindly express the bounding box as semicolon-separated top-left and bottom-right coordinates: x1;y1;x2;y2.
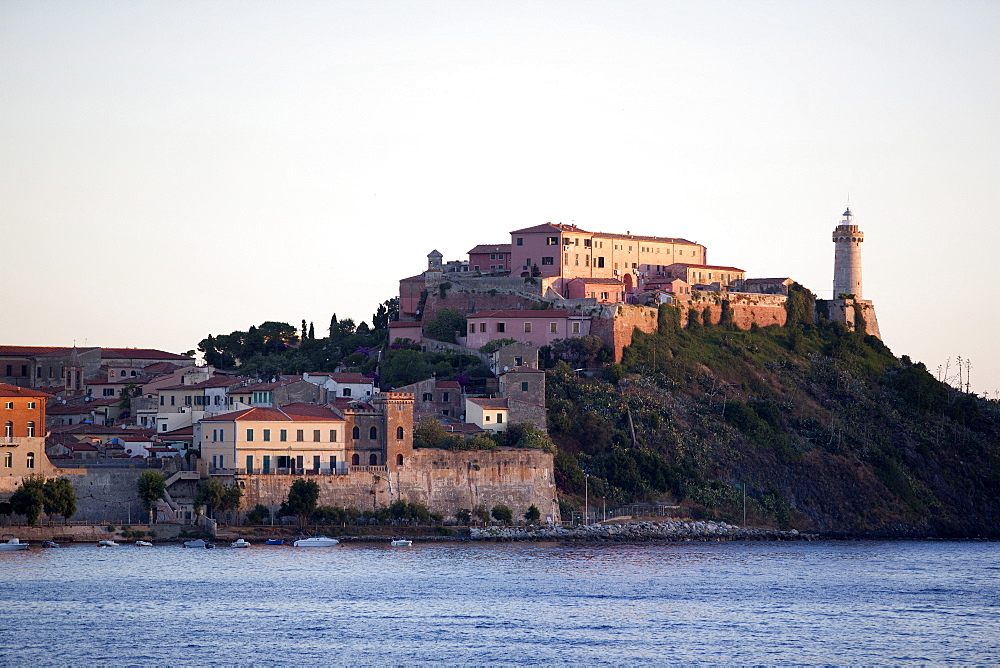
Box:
832;207;864;299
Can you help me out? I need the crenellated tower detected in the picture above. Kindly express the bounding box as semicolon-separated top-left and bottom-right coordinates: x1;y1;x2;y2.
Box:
832;207;864;299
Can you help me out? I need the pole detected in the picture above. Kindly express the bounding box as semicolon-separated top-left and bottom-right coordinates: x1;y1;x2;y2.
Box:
584;473;589;525
743;484;746;526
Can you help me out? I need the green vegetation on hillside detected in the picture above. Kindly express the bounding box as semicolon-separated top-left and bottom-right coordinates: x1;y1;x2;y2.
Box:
549;305;1000;536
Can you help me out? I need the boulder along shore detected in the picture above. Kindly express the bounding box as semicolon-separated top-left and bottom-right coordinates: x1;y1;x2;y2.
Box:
471;520;815;542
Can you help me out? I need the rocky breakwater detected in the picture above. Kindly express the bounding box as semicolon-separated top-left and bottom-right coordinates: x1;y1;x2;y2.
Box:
471;520;814;542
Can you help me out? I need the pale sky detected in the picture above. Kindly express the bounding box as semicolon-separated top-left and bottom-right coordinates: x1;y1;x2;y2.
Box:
2;1;998;394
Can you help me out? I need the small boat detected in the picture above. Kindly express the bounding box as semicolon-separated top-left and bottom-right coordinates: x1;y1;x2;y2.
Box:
0;537;29;551
182;538;215;549
264;539;284;545
292;535;339;547
97;539;119;547
41;540;60;548
135;540;153;547
390;539;412;547
230;538;251;548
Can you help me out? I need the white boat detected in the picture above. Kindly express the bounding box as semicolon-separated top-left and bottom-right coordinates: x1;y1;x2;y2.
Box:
135;540;153;547
182;538;214;549
97;539;119;547
390;539;412;547
0;537;29;551
292;535;339;547
230;538;251;548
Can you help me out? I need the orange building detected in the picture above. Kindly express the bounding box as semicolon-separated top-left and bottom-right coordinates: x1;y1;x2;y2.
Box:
1;382;57;492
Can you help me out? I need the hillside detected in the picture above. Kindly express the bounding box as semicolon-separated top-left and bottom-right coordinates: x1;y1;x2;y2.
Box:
547;303;1000;538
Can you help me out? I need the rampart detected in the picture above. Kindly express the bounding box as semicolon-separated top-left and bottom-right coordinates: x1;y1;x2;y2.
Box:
678;292;788;329
238;448;558;521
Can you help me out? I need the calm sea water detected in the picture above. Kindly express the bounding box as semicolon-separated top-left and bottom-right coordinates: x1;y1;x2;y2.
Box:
0;539;997;665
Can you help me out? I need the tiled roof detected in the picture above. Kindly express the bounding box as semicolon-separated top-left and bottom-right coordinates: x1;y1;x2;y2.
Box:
199;405;343;423
141;362;182;373
466;310;587;319
328;373;373;384
158;376;244;391
468;244;512;254
0;383;54;398
0;346;73;357
435;380;461;389
468;397;509;409
508;222;698;246
568;277;624;285
389;321;421;328
669;262;745;272
161;426;193;436
101;348;192;361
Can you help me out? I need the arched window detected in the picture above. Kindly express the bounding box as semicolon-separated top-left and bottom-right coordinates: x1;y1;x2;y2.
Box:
369;453;378;465
120;370;126;377
3;452;11;468
26;422;35;437
130;370;137;376
351;453;360;466
26;452;34;469
352;426;360;439
396;426;404;440
4;421;11;437
369;426;377;440
396;454;403;466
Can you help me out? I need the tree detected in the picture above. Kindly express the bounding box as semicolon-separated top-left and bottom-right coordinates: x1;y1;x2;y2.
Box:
137;470;167;524
280;478;320;529
455;508;472;525
194;478;242;522
413;416;447;448
10;475;47;526
524;504;541;524
472;504;490;525
425;309;467;344
245;504;271;525
43;477;77;523
491;504;513;524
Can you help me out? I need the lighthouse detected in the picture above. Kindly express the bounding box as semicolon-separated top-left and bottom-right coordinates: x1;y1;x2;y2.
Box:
832;207;864;299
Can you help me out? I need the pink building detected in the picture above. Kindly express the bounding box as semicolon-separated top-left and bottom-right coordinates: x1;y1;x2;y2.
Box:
468;244;511;273
566;277;626;303
464;310;592;349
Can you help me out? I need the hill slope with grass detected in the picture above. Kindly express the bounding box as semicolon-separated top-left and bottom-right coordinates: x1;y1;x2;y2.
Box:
547;300;1000;537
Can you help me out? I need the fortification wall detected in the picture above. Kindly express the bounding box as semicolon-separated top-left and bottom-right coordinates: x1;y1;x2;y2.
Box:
239;448;558;520
678;293;788;329
824;298;881;339
590;304;659;362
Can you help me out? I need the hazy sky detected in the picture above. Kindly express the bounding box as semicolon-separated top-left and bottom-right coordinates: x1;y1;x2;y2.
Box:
3;1;998;394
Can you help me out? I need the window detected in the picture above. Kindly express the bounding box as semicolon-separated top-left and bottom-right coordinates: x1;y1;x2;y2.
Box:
541;257;554;265
4;421;11;437
27;402;35;409
4;402;11;409
397;454;404;466
496;323;505;333
516;237;523;246
468;324;475;334
263;429;271;442
263;455;271;472
584;239;592;248
497;414;503;424
26;452;34;469
329;429;337;442
296;429;304;441
280;429;287;442
170;396;175;406
103;388;114;397
396;426;404;440
442;392;449;401
369;426;378;440
546;236;558;245
479;323;486;333
572;322;581;334
184;396;192;406
352;426;360;439
26;422;35;437
352;453;360;466
524;322;532;333
422;393;432;401
313;430;321;442
3;452;10;467
550;322;558;333
369;454;378;465
521;382;529;392
343;388;352;397
485;415;491;422
246;455;254;473
246;429;254;441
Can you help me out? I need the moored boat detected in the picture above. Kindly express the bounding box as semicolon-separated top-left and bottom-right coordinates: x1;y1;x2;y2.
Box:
292;535;339;547
231;538;251;548
264;539;284;545
97;539;119;547
0;536;29;551
41;540;60;548
390;539;412;547
135;540;153;547
182;538;215;549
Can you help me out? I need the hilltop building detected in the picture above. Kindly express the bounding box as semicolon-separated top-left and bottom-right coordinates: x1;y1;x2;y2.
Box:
824;208;880;337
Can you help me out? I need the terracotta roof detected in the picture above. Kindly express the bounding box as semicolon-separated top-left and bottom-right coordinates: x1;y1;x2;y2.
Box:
0;383;54;399
468;397;509;409
65;441;99;452
147;447;179;453
468;244;512;254
157;377;244;391
199;405;343;423
443;423;485;434
0;346;73;357
100;348;192;361
742;277;793;284
508;223;698;246
510;222;579;235
669;263;745;272
141;362;182;374
568;277;624;285
161;426;193;437
327;373;373;384
389;321;421;328
466;310;587;319
436;380;461;389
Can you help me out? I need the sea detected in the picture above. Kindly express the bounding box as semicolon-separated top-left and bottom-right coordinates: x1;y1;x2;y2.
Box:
0;539;997;665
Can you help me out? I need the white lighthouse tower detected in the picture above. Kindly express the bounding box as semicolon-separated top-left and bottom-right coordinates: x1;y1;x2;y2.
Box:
832;207;864;299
